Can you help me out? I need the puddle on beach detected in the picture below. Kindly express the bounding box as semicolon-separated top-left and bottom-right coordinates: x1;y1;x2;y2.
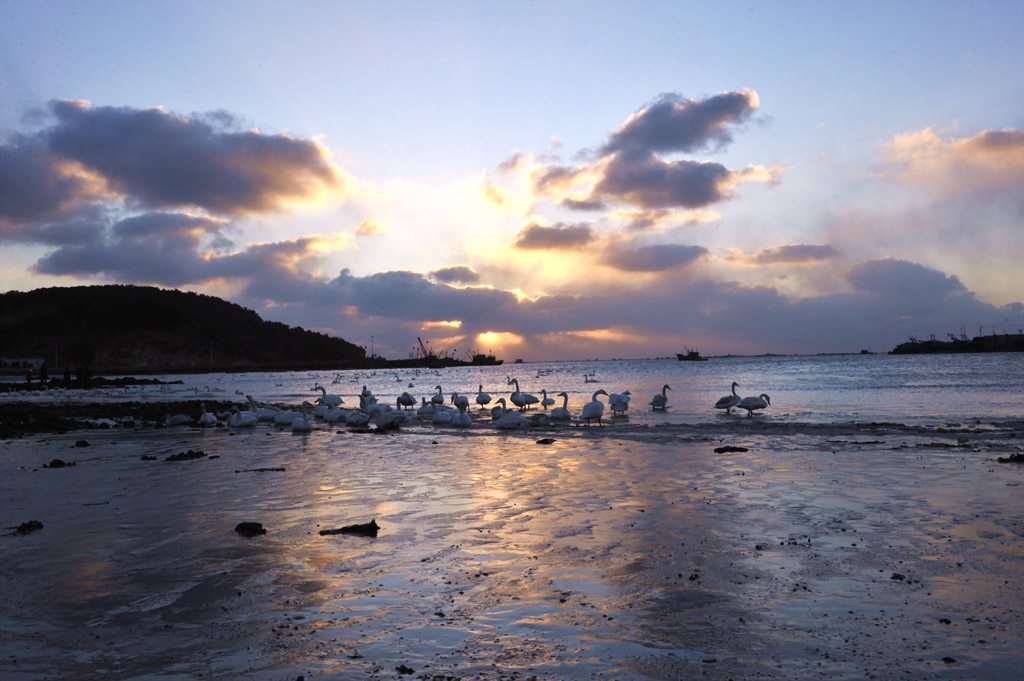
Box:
1;422;1022;680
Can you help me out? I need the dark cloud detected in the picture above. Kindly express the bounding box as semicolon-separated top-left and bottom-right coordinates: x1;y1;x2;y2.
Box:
602;244;708;272
968;129;1024;151
513;222;595;250
594;149;731;209
44;100;343;216
530;164;581;194
750;243;840;264
847;258;966;299
561;197;607;211
33;212;227;285
0;136;100;228
430;265;480;285
601;90;759;156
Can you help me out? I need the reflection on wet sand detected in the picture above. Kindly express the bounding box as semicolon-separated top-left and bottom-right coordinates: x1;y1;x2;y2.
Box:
2;419;1022;679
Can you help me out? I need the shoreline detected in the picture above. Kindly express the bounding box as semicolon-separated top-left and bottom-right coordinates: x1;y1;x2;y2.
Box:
3;398;1023;453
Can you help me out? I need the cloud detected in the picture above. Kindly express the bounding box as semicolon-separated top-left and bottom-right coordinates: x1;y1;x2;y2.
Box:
729;243;841;265
430;265;480;285
355;218;386;236
561;197;607;211
32;212;230;285
602;243;708;272
0;136;108;230
847;257;966;300
43;99;347;216
594;150;732;209
600;90;760;156
513;222;596;250
490;90;778;220
879;126;1024;198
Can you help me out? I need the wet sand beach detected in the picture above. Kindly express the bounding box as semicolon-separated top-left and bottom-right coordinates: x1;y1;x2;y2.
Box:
2;410;1023;680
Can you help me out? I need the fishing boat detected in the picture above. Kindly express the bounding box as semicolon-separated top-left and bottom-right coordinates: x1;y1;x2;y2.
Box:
676;348;708;361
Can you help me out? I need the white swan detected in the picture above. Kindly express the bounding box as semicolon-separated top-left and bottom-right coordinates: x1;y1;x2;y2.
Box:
291;402;313;432
493;408;529;429
431;385;445;406
475;385;492;409
314;383;343;408
509;379;539;410
397;392;417;410
737;393;771;416
451;403;472;428
229;406;257;428
650;384;671;411
609;390;631;416
432;407;454;426
540;389;555;409
165;413;191;427
374;409;407;430
274;407;301;425
247;396;279;422
714;382;741;414
550;392;572;421
198;403;218;427
581;389;609;425
451;392;470;410
490;397;508;420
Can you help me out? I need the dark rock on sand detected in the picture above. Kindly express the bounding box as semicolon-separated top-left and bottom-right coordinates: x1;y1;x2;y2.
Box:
536;438;556;445
396;665;415;675
74;440;90;447
235;467;286;473
891;572;906;581
43;458;75;468
140;455;157;461
165;449;207;462
16;520;44;535
319;519;379;537
996;453;1024;463
714;445;749;453
234;522;267;537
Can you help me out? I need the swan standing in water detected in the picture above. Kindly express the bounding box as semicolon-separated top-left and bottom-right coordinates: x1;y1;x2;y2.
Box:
475;385;492;410
550;392;572;421
581;389;609;425
714;382;741;414
314;384;343;408
737;393;771;416
540;389;555;409
431;385;445;406
508;378;538;410
397;392;417;410
650;384;671;411
291;402;313;432
609;390;631;416
451;392;470;410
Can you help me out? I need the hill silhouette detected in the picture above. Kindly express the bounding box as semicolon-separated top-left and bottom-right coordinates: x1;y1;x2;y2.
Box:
0;285;366;373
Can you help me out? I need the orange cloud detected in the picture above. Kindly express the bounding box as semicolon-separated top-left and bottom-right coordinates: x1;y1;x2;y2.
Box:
879;127;1024;197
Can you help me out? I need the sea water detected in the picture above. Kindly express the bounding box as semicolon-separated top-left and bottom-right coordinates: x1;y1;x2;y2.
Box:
8;352;1020;427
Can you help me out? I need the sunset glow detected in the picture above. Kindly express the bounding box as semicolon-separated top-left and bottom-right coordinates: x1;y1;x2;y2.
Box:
1;1;1021;360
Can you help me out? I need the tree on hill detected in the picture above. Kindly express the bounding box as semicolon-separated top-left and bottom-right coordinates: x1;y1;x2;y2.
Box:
0;285;366;371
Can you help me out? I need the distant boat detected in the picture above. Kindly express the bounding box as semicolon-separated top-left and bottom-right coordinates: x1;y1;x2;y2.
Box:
676;348;708;361
470;352;503;366
514;358;524;364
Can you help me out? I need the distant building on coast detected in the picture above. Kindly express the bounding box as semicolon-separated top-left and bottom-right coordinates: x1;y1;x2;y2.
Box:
890;331;1024;354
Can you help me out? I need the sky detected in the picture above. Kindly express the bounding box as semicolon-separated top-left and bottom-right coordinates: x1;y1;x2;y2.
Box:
1;0;1023;361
